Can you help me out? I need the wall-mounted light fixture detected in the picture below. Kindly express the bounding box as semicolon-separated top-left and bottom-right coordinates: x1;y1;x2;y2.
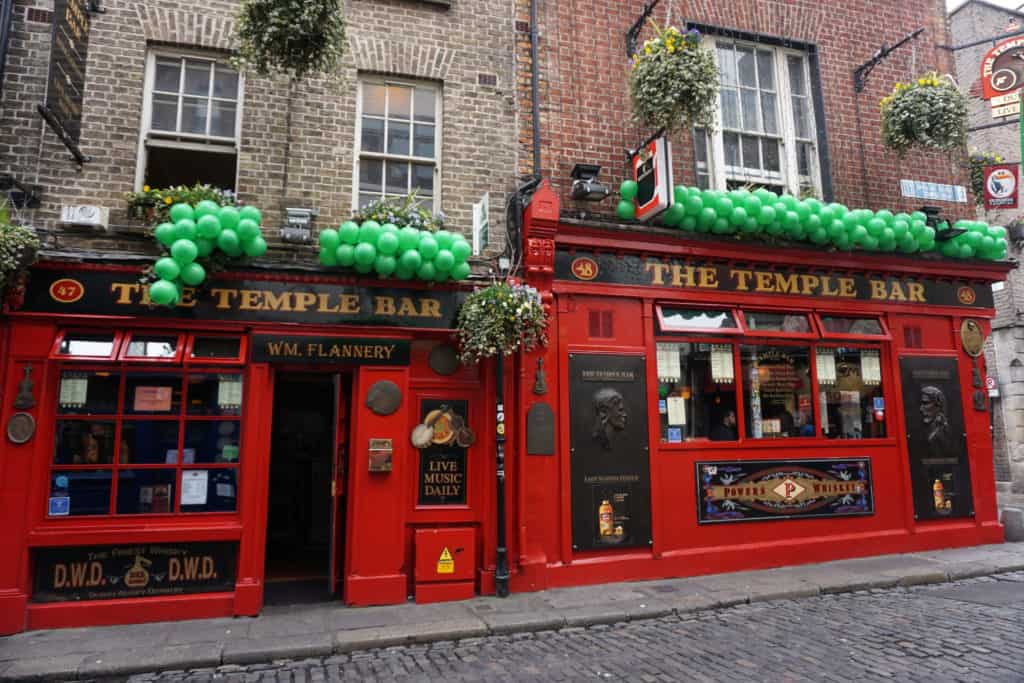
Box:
280;207;317;244
570;164;610;202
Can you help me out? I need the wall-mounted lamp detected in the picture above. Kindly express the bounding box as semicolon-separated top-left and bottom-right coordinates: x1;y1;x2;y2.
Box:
280;207;318;244
921;205;966;242
570;164;610;202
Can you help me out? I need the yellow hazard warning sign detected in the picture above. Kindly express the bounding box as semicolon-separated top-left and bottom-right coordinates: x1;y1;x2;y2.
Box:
437;547;454;574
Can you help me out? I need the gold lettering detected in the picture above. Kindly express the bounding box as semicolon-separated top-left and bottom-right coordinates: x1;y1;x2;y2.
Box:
698;267;718;288
421;299;441;319
645;262;670;285
338;294;360;314
396;297;419;317
263;291;293;312
238;290;262;311
307;343;318;357
908;282;925;303
838;278;856;297
210;288;236;309
670;264;696;288
179;287;197;308
293;292;316;312
375;296;396;315
799;274;820;296
821;277;839;297
869;280;888;300
329;345;341;358
730;270;754;291
754;272;774;292
774;273;799;295
889;282;907;301
110;283;138;305
317;293;340;313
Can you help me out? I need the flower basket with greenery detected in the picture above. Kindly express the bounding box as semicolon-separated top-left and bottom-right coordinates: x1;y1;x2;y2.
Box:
353;193;446;233
126;184;237;225
629;23;719;133
880;73;968;154
969;150;1004;206
0;206;39;291
234;0;347;80
455;281;548;365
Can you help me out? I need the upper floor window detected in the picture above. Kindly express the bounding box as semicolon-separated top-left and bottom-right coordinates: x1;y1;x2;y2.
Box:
701;39;821;197
136;53;242;192
354;78;441;211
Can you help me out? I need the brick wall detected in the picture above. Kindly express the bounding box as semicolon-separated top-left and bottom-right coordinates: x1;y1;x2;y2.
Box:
517;0;970;220
0;0;517;264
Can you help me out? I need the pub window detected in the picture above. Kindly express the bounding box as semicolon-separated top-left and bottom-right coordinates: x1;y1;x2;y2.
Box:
817;314;888;339
189;335;244;361
657;306;741;334
741;310;814;337
49;345;243;517
135;52;242;191
657;342;738;442
122;333;183;361
817;347;886;440
741;344;814;438
54;331;121;359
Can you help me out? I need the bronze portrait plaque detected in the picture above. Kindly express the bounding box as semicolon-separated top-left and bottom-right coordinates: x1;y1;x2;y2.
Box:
960;319;984;358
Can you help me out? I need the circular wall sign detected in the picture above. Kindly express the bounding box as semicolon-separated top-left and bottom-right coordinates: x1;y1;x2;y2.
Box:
365;380;402;416
960;319;985;358
7;412;36;444
428;344;461;376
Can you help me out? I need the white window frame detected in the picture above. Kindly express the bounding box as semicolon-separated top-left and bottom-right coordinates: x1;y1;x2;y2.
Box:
352;76;442;214
703;37;822;198
134;49;245;191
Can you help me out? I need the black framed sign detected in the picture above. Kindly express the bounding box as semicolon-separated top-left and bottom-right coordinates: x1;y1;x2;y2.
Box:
899;356;973;519
417;399;469;506
32;542;237;602
569;354;651;551
251;335;410;365
39;0;91;162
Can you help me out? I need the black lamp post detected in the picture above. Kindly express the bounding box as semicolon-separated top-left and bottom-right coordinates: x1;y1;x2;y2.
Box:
494;351;510;597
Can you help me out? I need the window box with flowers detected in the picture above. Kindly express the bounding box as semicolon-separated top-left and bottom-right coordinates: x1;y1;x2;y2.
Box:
880;73;967;154
126;184;238;226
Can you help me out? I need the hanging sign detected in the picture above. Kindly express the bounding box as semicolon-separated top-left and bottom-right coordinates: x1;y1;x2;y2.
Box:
630;136;673;222
38;0;91;162
981;36;1024;117
983;164;1019;210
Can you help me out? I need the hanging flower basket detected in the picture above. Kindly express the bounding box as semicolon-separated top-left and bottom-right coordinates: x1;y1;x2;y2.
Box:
880;73;967;154
0;219;39;291
455;282;548;365
629;23;719;133
234;0;347;80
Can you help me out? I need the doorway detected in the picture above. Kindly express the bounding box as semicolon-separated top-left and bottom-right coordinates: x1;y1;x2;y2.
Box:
265;373;349;604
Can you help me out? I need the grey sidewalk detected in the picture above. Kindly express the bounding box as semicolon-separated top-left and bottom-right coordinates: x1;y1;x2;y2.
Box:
3;542;1024;682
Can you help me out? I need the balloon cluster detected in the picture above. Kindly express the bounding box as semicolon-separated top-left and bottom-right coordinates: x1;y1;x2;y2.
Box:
149;201;267;306
616;182;1009;261
317;220;472;282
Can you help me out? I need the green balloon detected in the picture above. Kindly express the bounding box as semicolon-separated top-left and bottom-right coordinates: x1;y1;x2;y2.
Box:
713;197;734;218
697;207;717;231
779;195;799;211
875;209;894;225
336;244;356;267
851;226;868;243
794;203;811;223
394;265;415;281
806;215;822;232
867;218;885;237
195;200;221;220
834;233;852;251
451;240;471;263
354;262;374;274
154;257;180;281
319;229;340;251
171;239;198;265
434;230;454;250
434;249;455;272
381;222;399;235
810;228;829;245
399;249;423;272
169;203;194;223
149;279;178;306
451;262;471;281
991;225;1008;239
180;262;206;286
712;218;732;235
684;195;704;216
196;214;222;239
663;203;685;227
319;247;338;266
339;221;360;244
765;221;784;236
757;205;777;226
175;219;197;241
804;198;823;214
155;222;177;246
818;206;835;224
239;206;262;225
783;211;800;230
354;242;377;266
398;227;420;252
218;206;240;231
959;244;975;259
377;231;400;256
755;188;778;205
828;203;849;219
217;229;240;253
729;207;748;227
680;216;698;231
418;234;439;260
374;254;397;276
242;236;267;257
892;220;909;239
195;238;216;257
237;218;260;242
673;185;688;205
358;220;382;245
980;235;996;253
964;231;982;249
616;200;636;220
743;195;763;215
620;180;639;200
433;268;449;283
417;261;437;281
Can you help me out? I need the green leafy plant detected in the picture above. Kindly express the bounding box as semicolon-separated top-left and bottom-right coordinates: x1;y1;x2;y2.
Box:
0;202;39;290
629;24;719;133
880;73;968;154
969;150;1004;206
126;184;237;225
455;282;548;364
234;0;347;80
353;192;446;233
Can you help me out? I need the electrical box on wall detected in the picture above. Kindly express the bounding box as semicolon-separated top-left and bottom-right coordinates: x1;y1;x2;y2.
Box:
60;205;109;230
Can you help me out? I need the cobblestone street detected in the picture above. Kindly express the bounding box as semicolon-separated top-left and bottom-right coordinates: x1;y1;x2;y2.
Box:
129;572;1024;683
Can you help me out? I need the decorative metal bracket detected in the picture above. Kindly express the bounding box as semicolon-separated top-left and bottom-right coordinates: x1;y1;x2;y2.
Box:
626;0;661;58
853;27;925;93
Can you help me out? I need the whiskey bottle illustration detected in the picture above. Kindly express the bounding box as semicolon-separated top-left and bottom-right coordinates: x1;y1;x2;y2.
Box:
932;479;946;513
124;555;152;589
599;499;614;537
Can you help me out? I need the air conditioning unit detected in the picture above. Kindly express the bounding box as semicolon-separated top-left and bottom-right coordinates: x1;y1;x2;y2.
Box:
61;205;110;230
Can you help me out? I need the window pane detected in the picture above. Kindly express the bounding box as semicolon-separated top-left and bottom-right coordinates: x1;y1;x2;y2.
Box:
59;332;115;357
210;101;236;138
359;158;383;193
155;59;180;92
117;469;176;514
181;96;208;134
125;373;181;415
720;89;740;129
658;342;737;442
54;421;116;465
411;163;434;195
184;60;211;96
724;132;740;167
693;128;709;166
788;56;808;96
742;345;814;438
821;316;884;336
388;85;412;119
58;371;119;415
797;141;812;178
819;348;886;440
213;64;238;99
793;96;811;139
184;420;241;463
360;117;384;153
413;124;435;158
387;121;410;155
717;45;737;86
763;139;781;173
740;89;760;132
50;471;111;516
359;193;377;208
761;92;778;134
386;161;409;194
363;84;386;116
741;135;761;170
151;94;178;131
121;420;181;464
191;337;241;359
187;374;243;416
414;87;436;122
660;308;737;331
745;311;810;333
737;47;757;87
756;50;775;90
181;468;238;513
126;335;178;359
